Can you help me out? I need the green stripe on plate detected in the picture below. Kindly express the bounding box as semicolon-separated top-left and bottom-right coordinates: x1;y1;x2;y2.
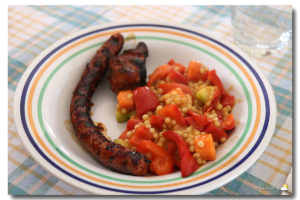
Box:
36;36;252;184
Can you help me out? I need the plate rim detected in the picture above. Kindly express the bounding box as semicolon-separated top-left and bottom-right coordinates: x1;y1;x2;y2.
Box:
38;35;253;182
13;20;277;194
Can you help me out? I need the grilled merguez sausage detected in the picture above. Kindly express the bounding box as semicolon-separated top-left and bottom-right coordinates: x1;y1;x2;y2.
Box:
108;42;148;93
70;33;150;176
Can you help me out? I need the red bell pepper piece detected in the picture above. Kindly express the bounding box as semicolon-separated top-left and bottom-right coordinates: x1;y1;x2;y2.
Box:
221;114;235;130
215;109;223;121
203;107;222;122
129;125;153;146
157;104;186;126
133;86;159;117
119;129;129;139
184;116;194;127
157;83;192;96
167;141;181;167
187;60;208;82
147;64;172;86
204;122;228;142
221;93;235;107
126;116;143;131
150;115;165;130
185;111;209;131
168;59;186;74
167;68;188;85
163;131;198;177
207;69;225;95
137;140;174;175
168;59;175;65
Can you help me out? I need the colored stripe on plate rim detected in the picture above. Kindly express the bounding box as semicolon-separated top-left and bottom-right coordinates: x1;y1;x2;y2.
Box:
28;28;260;188
37;36;252;184
29;30;258;189
19;23;270;194
20;25;264;192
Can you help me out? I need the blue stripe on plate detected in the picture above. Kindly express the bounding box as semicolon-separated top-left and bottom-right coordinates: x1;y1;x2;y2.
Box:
19;23;270;194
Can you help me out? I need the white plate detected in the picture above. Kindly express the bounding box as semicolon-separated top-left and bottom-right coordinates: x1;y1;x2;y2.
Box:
14;21;277;195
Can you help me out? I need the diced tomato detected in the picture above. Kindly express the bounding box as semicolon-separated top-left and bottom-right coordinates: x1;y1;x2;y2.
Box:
168;59;186;74
150;156;174;175
180;152;199;177
185;111;209;131
117;90;134;110
150;115;165;130
203;98;222;113
221;93;235;107
203;108;212;122
137;140;174;175
187;60;208;82
204;122;228;142
119;129;129;139
157;104;186;126
163;131;198;177
215;108;223;121
147;64;172;86
157;83;192;96
184;116;194;127
133;86;160;117
126;117;142;130
167;68;188;85
221;114;235;130
207;69;225;95
129;125;153;146
203;106;222;123
168;59;175;65
194;134;216;160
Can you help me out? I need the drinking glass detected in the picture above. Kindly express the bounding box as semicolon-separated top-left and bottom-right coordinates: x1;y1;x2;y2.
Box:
231;5;292;56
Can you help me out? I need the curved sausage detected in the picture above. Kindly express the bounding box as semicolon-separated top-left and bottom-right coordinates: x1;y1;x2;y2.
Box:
70;33;150;175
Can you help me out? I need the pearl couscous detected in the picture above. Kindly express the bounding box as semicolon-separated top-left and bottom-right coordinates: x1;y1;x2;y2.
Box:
115;59;235;177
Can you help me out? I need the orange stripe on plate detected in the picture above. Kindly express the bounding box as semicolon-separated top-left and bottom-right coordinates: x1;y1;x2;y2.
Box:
27;28;261;189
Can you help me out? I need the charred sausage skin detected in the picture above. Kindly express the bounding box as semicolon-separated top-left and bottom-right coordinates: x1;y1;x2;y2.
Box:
70;33;150;175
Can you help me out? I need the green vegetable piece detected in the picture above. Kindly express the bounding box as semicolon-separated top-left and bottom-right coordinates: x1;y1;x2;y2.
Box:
114;139;129;147
116;110;129;123
196;86;217;103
